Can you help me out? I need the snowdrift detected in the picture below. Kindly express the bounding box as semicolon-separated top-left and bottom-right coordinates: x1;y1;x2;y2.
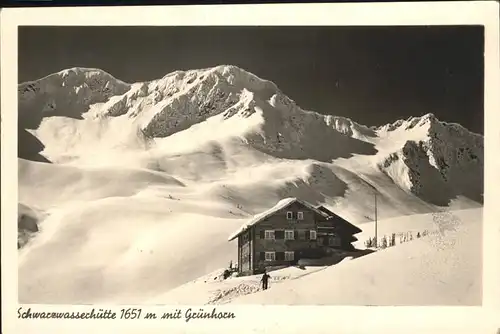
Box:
18;201;239;304
18;158;185;210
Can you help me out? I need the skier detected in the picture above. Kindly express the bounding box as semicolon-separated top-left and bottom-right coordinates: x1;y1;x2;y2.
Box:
261;270;271;290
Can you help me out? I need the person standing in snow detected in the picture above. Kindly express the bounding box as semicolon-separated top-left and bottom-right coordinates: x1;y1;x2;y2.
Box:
261;270;271;290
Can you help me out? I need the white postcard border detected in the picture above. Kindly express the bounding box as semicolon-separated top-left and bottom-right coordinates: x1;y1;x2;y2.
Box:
1;2;499;334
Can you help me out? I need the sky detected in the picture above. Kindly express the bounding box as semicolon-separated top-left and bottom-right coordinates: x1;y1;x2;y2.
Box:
18;26;484;134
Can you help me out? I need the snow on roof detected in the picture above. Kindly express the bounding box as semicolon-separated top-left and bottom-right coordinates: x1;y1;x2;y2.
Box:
316;205;362;234
227;198;329;241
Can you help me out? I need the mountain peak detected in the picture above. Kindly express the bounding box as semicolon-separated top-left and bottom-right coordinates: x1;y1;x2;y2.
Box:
213;64;242;73
375;110;483;206
208;64;279;89
58;67;129;83
20;67;129;87
18;67;131;126
376;113;438;133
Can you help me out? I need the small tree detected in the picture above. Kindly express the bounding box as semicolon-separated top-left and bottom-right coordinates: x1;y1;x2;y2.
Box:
391;233;396;247
365;237;374;248
381;236;388;249
409;232;413;241
417;232;421;238
223;269;231;280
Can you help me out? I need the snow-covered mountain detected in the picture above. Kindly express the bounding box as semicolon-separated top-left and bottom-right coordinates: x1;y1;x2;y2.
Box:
19;67;130;123
18;66;483;202
374;114;483;206
19;66;378;163
17;65;483;304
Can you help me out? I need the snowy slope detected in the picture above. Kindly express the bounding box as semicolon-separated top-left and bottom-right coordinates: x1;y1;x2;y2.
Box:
16;65;483;304
148;265;331;305
148;208;481;305
229;208;482;305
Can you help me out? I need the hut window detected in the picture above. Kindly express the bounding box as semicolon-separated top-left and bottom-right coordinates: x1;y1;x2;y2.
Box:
265;252;276;261
286;211;293;220
310;230;317;240
285;251;295;261
264;230;275;240
284;230;295;240
297;212;304;220
275;230;285;239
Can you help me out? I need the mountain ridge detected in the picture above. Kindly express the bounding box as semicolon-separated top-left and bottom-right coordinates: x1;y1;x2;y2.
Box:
18;65;483;137
18;64;483;206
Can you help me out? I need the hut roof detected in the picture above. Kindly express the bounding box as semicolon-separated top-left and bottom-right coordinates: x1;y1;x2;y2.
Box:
228;198;329;241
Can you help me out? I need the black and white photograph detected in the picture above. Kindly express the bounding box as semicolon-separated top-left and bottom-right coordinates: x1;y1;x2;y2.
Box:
3;3;500;334
15;22;487;306
15;23;486;306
